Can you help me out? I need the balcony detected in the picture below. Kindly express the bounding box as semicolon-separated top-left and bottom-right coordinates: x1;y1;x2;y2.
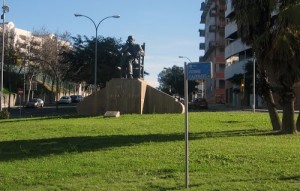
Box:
201;0;213;19
199;29;205;37
215;88;225;95
218;4;226;12
209;25;217;32
209;40;225;48
224;59;252;80
218;22;225;31
225;0;234;18
225;21;238;38
200;2;205;11
225;38;251;59
200;15;206;24
210;8;217;17
214;56;225;63
199;43;205;50
215;72;224;79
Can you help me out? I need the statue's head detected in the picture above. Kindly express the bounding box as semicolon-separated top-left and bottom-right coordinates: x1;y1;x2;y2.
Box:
127;35;135;44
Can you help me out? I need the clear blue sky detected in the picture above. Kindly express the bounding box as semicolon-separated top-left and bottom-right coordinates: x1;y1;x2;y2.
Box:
7;0;204;87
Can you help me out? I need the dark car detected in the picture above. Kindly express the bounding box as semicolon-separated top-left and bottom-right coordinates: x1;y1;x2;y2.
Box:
70;95;83;103
189;98;208;110
26;98;44;108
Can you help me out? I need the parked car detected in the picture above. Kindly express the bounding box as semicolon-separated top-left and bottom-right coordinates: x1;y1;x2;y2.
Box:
58;96;72;104
70;95;83;103
189;98;208;110
26;98;44;108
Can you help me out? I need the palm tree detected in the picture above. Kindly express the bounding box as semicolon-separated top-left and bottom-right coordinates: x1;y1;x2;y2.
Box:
232;0;281;131
263;1;300;134
232;0;300;134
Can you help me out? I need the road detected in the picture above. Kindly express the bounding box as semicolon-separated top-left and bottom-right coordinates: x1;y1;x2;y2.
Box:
6;103;253;119
8;105;78;119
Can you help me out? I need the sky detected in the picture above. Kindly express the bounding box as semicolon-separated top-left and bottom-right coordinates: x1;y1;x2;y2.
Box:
6;0;204;87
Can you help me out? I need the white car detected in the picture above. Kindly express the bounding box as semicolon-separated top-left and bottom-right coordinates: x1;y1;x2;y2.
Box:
58;96;72;104
26;98;44;108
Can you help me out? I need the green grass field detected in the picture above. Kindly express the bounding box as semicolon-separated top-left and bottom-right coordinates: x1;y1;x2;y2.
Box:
0;112;299;191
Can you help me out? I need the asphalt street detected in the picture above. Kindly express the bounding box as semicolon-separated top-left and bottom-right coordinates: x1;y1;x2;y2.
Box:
6;103;243;119
7;105;78;119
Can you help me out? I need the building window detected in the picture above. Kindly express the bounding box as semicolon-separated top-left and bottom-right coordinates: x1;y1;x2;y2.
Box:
219;80;225;88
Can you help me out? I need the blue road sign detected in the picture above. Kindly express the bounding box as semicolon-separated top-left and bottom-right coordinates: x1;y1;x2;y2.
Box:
187;62;212;80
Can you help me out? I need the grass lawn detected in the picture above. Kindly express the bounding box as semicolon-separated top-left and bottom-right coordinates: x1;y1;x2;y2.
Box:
0;112;299;191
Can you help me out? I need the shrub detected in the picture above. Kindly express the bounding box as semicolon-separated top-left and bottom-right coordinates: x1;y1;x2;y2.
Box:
0;109;10;119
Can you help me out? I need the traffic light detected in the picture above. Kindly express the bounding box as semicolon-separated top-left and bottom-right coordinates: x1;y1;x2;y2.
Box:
240;79;245;89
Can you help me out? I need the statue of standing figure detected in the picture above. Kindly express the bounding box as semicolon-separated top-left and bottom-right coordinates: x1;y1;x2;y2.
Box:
119;35;145;79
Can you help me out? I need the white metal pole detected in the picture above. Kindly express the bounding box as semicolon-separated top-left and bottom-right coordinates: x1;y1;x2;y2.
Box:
184;62;189;189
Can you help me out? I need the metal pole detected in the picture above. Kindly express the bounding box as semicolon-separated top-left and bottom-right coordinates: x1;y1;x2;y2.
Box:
0;0;5;111
94;26;98;92
184;62;189;189
74;14;120;93
253;56;256;112
23;60;26;105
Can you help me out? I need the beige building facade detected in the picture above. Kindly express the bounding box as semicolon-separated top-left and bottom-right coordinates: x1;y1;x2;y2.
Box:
199;0;226;104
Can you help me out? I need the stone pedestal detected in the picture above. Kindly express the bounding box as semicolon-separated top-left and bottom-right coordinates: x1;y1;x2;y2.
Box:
77;78;184;116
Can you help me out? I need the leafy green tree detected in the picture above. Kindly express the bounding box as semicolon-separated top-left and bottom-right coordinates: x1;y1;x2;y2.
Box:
62;35;122;88
158;65;197;97
232;0;300;134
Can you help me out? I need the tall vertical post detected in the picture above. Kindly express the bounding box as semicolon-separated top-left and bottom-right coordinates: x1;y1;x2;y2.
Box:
94;28;98;92
184;62;189;189
23;60;26;105
74;14;120;93
0;0;5;111
253;56;256;112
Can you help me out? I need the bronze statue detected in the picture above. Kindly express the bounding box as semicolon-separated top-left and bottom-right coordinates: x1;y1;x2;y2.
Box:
119;35;145;79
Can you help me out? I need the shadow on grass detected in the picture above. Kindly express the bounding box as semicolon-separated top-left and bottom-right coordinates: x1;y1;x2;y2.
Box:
0;129;267;162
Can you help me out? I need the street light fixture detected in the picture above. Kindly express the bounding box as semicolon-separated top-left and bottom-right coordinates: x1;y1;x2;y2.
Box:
178;56;192;63
74;13;120;92
0;0;9;111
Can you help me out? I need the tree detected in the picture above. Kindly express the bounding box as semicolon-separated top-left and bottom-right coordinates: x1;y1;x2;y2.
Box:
158;65;197;97
62;35;122;89
232;0;300;134
264;1;300;133
29;29;72;102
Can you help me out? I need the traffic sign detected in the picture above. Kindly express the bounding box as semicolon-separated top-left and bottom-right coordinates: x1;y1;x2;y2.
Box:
187;62;212;80
17;88;24;94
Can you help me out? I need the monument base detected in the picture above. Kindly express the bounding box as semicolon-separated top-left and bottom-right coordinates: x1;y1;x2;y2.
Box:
77;78;184;116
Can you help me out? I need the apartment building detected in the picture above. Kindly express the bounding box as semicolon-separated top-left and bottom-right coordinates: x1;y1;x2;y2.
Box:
0;22;79;101
0;22;42;56
199;0;226;104
224;0;254;107
224;1;300;109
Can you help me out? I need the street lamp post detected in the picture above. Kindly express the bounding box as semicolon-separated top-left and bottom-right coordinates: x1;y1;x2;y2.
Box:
74;13;120;92
0;0;9;111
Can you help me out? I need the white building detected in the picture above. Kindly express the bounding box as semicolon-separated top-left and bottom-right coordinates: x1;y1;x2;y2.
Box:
224;0;263;108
